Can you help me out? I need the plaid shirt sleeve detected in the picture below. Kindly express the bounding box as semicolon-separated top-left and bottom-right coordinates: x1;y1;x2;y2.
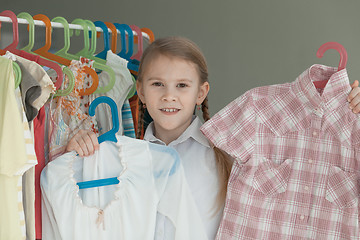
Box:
200;90;256;163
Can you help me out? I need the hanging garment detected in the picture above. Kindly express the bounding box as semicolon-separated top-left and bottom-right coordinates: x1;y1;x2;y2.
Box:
15;86;38;240
90;50;134;136
145;116;223;240
201;64;360;239
129;94;140;137
33;107;46;239
48;58;98;161
4;52;56;116
41;135;207;240
17;60;42;122
4;52;42;122
0;57;36;240
5;51;56;240
121;99;136;138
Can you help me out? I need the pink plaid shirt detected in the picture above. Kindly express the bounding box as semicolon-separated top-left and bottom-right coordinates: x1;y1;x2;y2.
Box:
201;64;360;239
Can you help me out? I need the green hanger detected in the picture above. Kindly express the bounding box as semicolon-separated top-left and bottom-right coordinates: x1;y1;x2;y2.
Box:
70;19;115;94
17;12;34;53
51;16;101;96
71;19;106;65
53;67;75;96
126;75;137;99
52;16;79;61
85;19;135;98
15;13;74;96
12;61;22;89
84;20;100;58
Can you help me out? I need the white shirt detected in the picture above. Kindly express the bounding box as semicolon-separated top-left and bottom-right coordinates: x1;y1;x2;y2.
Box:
90;50;134;136
144;116;222;240
41;135;207;240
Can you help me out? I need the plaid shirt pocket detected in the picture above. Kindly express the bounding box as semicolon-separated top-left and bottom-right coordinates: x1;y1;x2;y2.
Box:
253;158;292;196
326;166;359;209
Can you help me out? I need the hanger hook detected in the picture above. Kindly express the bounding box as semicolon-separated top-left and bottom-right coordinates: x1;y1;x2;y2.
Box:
316;41;347;71
89;96;119;144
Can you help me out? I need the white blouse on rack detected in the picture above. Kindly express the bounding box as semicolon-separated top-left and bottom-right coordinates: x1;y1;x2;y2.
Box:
41;135;207;240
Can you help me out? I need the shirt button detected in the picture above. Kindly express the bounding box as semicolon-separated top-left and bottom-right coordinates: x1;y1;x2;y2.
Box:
312;131;318;136
300;215;305;220
308;160;313;164
304;186;309;191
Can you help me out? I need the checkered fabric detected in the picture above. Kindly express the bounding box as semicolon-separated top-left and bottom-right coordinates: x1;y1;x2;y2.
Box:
201;64;360;239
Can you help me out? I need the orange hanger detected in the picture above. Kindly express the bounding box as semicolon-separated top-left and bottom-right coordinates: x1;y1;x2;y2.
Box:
104;22;117;53
78;65;99;95
32;14;99;95
32;14;72;66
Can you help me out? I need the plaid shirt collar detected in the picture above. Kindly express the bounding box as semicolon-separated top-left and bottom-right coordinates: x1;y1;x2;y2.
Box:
144;116;211;148
296;64;351;110
254;64;360;146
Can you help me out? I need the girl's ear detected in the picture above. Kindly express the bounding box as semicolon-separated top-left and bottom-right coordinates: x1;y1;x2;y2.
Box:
197;82;210;105
136;81;145;104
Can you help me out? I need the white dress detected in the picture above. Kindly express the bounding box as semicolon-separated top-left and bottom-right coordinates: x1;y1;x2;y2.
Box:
41;135;207;240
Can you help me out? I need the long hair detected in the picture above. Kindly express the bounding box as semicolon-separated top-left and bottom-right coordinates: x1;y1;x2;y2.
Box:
136;36;232;210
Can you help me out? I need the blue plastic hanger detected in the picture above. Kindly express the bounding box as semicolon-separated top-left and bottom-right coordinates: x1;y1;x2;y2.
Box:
77;96;120;189
94;21;110;60
113;23;133;60
113;23;139;72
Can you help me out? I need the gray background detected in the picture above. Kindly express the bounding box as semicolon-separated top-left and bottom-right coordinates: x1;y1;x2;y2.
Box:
2;0;360;116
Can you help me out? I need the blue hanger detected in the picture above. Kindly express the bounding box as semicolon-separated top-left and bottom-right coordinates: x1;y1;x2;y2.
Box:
77;96;120;189
89;96;119;143
113;23;127;59
113;23;133;60
113;23;139;72
93;21;110;60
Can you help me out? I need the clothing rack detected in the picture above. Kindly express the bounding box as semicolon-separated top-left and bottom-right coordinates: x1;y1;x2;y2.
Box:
0;16;151;41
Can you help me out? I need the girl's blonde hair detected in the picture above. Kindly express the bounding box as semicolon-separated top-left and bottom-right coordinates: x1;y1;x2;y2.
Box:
136;36;232;210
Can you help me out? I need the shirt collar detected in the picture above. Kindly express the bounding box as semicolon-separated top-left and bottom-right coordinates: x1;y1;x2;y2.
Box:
294;64;351;110
255;64;356;142
144;116;211;148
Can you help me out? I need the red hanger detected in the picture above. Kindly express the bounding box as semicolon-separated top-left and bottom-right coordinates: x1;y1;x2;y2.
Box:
0;10;18;55
314;41;348;89
0;10;63;90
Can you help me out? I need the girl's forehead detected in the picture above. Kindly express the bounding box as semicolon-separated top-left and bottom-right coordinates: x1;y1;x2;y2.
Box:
140;54;201;82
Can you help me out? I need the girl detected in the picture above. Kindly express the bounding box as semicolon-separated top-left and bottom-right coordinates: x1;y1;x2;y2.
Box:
66;36;360;239
67;36;232;239
136;37;233;239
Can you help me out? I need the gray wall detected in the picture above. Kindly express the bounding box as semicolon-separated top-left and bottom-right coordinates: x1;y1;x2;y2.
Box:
2;0;360;116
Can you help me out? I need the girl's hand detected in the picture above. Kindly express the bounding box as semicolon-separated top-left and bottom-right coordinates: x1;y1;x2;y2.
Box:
65;129;99;157
348;80;360;113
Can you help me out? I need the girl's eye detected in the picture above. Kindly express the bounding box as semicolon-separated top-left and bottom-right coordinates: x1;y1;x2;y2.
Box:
152;82;163;87
177;83;188;88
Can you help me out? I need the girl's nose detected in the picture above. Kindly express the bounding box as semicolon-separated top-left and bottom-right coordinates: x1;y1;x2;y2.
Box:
161;88;177;102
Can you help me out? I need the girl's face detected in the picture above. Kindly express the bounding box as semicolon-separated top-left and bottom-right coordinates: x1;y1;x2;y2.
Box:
137;54;209;144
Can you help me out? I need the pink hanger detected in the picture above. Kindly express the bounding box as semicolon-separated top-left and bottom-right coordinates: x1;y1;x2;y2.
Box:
316;42;347;70
129;25;143;61
0;10;19;54
314;41;348;89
